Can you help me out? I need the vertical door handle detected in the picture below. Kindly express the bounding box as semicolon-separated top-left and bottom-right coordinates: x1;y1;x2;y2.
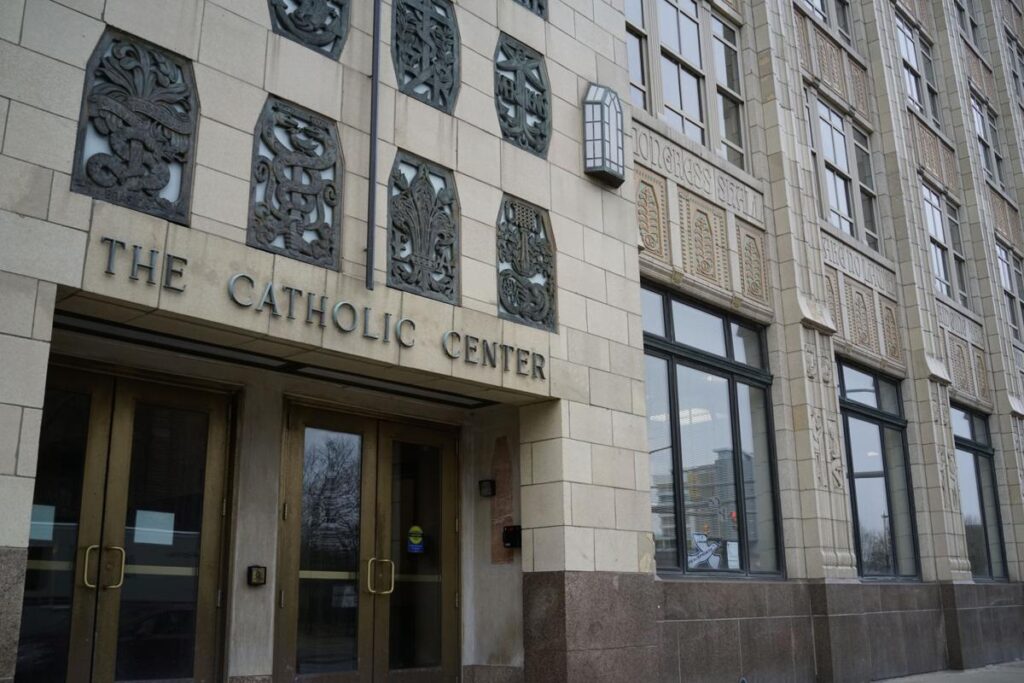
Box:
103;546;126;589
82;545;99;589
381;559;396;595
366;557;378;594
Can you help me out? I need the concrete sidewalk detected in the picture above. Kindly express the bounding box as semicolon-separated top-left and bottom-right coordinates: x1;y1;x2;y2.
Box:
881;661;1024;682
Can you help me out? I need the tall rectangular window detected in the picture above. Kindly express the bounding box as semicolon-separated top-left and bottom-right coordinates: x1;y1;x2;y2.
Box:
951;406;1007;579
660;0;706;143
642;285;780;575
948;200;971;308
839;362;918;578
955;0;983;47
626;0;649;108
923;184;951;297
818;101;854;236
854;128;879;251
997;242;1024;340
896;12;942;129
896;14;922;106
972;97;1005;187
712;14;744;168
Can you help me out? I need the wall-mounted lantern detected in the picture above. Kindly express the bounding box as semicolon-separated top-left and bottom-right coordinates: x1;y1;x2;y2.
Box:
583;83;626;187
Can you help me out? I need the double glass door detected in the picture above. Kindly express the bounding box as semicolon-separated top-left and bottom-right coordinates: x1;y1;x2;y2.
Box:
275;407;458;683
16;369;229;683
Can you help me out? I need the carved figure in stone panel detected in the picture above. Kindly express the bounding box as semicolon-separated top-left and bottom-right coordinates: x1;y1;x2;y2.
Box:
497;195;557;331
268;0;349;60
494;33;551;157
247;97;343;269
392;0;460;113
512;0;547;18
388;151;460;304
72;30;199;225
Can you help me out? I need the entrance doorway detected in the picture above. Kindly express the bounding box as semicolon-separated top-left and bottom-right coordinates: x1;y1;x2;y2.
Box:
15;368;230;683
274;406;459;682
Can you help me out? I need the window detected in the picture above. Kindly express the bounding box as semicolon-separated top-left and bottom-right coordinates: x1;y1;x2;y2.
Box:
839;362;918;578
806;0;854;46
854;128;879;251
951;406;1007;579
626;0;649;107
972;97;1005;187
923;184;970;306
642;286;780;575
626;1;747;168
896;13;942;128
997;242;1024;340
955;0;983;48
818;101;854;236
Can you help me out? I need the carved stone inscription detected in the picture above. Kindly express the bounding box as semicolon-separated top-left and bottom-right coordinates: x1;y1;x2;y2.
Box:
497;195;557;331
494;34;551;156
247;97;342;268
268;0;349;60
820;233;898;298
392;0;460;113
388;151;460;304
72;31;199;225
632;122;763;226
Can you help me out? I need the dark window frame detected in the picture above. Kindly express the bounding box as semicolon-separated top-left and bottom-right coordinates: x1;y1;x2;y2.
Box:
951;404;1008;580
838;359;921;580
642;281;783;578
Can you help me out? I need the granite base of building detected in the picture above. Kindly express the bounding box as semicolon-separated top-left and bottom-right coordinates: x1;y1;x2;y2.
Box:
942;583;1024;670
0;548;27;683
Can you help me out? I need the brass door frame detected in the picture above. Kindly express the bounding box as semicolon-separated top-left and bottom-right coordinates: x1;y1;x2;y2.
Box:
374;422;459;683
40;367;231;683
274;406;379;683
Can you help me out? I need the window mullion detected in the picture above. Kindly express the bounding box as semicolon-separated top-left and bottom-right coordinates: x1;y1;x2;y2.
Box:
729;376;749;572
667;359;688;572
646;0;667;115
878;426;901;577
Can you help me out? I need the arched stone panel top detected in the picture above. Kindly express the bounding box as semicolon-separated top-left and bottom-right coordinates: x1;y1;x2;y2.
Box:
72;30;199;226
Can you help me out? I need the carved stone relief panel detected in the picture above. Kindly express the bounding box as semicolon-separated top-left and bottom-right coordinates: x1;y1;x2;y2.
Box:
848;61;869;116
738;221;768;305
678;188;729;291
72;30;199;225
989;186;1021;249
268;0;349;60
797;13;811;70
388;150;460;304
512;0;547;19
965;43;995;100
881;298;901;362
635;165;669;264
844;279;879;355
949;334;976;397
392;0;460;113
974;349;990;401
814;29;846;99
494;33;551;157
496;195;557;331
824;266;843;338
247;97;343;268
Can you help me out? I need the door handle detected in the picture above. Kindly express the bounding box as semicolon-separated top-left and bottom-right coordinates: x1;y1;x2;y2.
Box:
103;546;126;589
380;559;395;595
366;557;378;594
82;545;99;589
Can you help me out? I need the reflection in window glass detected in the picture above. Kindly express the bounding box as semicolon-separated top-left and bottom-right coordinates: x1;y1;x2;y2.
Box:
672;300;725;356
978;457;1006;578
646;355;678;568
842;365;877;408
678;366;739;570
737;383;777;572
951;406;972;440
642;288;666;336
848;417;883;475
953;407;1006;579
957;449;990;578
731;323;762;368
855;477;894;575
885;426;917;576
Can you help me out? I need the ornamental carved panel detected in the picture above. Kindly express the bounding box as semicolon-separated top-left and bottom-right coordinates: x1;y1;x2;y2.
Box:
679;188;729;291
738;222;767;305
494;33;551;157
497;195;557;331
247;97;342;268
268;0;349;60
949;334;975;396
824;267;843;337
849;61;869;116
814;29;846;99
881;298;901;361
392;0;460;113
844;279;878;354
513;0;547;18
975;349;990;401
635;165;669;264
72;31;198;225
388;151;460;304
797;12;811;70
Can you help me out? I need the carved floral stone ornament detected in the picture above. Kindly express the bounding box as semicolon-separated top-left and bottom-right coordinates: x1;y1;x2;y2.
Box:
388;151;461;304
268;0;349;60
247;97;343;269
512;0;547;19
72;30;198;225
392;0;460;113
497;195;557;331
582;84;625;187
494;33;551;157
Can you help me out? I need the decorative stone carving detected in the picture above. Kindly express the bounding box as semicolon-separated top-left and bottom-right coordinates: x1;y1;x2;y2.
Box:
679;188;729;291
814;29;845;98
949;335;975;396
635;165;669;264
827;418;844;490
845;279;878;354
494;33;551;157
811;406;826;488
824;267;843;337
388;151;460;304
392;0;460;113
881;299;901;361
796;12;811;70
72;30;198;225
849;61;869;116
739;223;767;304
512;0;547;18
975;349;990;401
497;195;557;331
247;97;342;268
268;0;349;60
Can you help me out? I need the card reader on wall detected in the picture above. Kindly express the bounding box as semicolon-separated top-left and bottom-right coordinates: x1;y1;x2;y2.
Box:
502;525;522;549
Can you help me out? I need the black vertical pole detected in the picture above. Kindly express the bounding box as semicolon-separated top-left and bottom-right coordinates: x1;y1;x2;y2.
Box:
365;0;383;290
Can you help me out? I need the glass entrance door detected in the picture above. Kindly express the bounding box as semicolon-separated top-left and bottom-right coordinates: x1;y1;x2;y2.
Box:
15;369;229;683
276;409;458;683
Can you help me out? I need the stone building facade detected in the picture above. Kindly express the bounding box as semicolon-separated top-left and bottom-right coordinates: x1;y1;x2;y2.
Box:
0;1;1021;683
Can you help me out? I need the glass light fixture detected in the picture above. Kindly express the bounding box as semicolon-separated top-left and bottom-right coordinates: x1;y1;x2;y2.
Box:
583;83;626;187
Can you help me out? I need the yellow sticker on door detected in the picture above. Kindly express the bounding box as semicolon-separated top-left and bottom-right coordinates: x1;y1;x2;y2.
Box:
407;525;425;554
